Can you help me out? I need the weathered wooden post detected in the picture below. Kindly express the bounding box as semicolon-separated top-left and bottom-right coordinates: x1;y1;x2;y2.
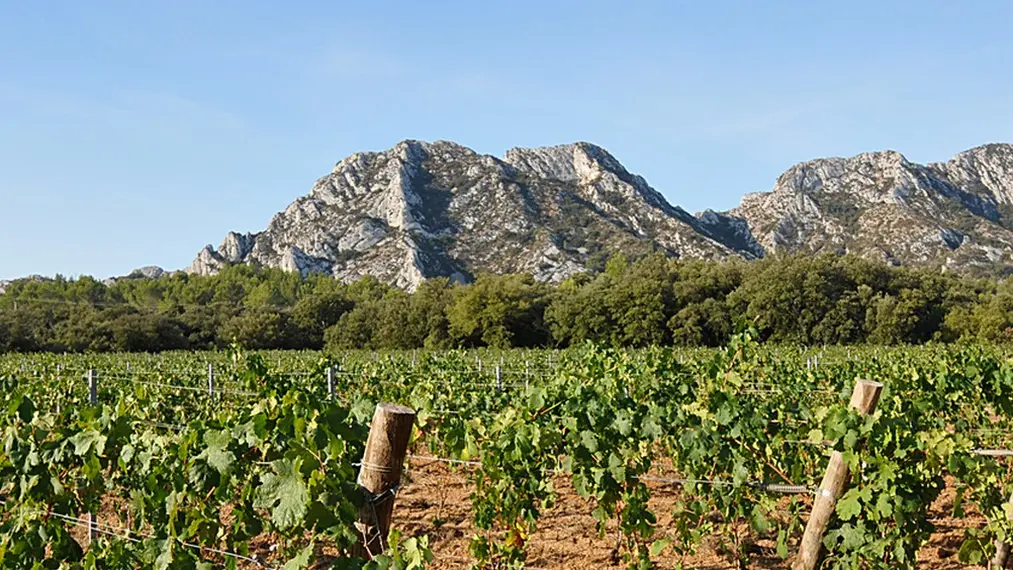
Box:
87;369;97;406
87;369;97;544
992;492;1013;568
327;366;336;399
354;403;416;558
495;365;502;392
793;379;883;570
207;363;215;397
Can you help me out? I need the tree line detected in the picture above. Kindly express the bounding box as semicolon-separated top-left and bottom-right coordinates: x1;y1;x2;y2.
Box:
2;253;1013;353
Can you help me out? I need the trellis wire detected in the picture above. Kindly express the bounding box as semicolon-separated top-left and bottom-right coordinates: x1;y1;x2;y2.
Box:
407;454;815;495
0;498;277;569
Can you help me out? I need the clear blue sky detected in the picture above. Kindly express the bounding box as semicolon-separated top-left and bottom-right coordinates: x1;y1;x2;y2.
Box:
1;1;1011;280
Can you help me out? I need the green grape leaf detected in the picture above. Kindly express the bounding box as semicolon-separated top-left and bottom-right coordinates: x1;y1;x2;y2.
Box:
198;430;235;474
837;488;862;521
958;536;985;564
154;539;174;570
613;413;633;437
282;543;314;570
650;538;671;556
69;429;107;457
875;491;894;518
17;396;35;422
776;528;788;559
255;457;309;530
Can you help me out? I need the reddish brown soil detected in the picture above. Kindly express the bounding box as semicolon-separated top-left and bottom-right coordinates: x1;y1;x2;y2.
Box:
70;464;987;569
394;461;987;569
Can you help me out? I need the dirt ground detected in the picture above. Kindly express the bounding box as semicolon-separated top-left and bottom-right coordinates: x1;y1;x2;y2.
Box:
394;460;986;569
71;462;987;568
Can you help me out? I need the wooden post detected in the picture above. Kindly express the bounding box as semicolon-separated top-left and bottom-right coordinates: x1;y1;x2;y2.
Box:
207;363;215;397
87;369;97;406
354;403;416;558
495;365;502;392
86;368;97;544
793;379;883;570
992;492;1013;568
327;367;336;399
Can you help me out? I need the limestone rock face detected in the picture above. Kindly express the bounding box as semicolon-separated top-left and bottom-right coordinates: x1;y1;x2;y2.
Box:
728;144;1013;271
127;266;169;279
188;140;751;289
187;140;1013;288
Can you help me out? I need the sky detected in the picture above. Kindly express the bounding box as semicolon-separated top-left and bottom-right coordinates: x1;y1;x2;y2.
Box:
1;1;1011;279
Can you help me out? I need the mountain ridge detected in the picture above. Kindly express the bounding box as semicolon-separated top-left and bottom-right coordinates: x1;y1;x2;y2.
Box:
187;140;1013;288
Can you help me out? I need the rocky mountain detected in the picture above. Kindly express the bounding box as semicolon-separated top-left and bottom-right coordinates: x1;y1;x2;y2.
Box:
99;266;175;287
188;140;760;289
188;140;1013;288
126;266;171;279
729;143;1013;270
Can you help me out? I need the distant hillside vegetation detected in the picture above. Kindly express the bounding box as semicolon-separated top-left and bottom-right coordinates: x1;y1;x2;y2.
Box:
3;254;1013;352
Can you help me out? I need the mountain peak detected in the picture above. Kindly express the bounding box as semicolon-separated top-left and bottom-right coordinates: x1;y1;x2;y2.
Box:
503;141;624;183
732;144;1013;268
187;140;1013;287
188;139;740;288
935;143;1013;205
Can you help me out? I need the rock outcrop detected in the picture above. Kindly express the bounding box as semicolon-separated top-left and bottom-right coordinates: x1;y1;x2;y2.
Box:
126;266;170;279
189;140;1013;288
729;143;1013;271
188;140;752;289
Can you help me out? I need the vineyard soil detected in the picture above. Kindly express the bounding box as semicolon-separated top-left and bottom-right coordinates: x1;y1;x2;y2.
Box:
65;463;985;569
5;343;1013;569
395;463;985;569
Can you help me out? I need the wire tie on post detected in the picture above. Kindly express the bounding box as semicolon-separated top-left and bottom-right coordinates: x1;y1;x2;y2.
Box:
358;461;396;474
369;483;401;506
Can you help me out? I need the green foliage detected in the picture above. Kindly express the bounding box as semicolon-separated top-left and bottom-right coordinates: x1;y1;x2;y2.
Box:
5;338;1013;568
6;253;1013;352
0;352;372;568
446;274;549;348
367;530;434;570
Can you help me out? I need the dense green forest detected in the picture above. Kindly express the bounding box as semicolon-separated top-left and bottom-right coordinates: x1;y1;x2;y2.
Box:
2;253;1013;352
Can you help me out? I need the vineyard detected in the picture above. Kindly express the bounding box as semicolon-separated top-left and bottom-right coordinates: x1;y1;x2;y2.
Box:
3;333;1013;569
